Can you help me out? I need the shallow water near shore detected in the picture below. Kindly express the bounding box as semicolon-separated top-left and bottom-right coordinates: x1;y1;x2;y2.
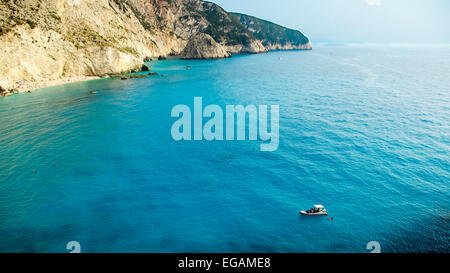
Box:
0;46;449;253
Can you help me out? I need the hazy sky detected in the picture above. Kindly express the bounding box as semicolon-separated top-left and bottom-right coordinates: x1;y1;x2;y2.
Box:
210;0;450;44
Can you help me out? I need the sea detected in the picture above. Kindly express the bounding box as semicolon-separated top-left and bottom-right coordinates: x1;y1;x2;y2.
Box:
0;45;449;253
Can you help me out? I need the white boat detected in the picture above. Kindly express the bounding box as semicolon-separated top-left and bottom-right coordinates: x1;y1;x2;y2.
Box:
300;205;328;216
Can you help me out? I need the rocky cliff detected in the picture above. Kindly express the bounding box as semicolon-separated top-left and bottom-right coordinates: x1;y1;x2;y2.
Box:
181;33;230;59
0;0;310;93
231;12;312;50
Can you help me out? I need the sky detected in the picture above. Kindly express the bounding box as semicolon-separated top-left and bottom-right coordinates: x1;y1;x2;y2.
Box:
210;0;450;44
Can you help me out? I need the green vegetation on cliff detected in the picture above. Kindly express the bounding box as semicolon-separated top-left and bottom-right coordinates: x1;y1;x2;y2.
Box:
0;0;47;36
231;12;310;48
199;2;255;47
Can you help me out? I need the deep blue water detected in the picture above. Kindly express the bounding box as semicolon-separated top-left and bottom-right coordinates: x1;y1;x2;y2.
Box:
0;46;449;253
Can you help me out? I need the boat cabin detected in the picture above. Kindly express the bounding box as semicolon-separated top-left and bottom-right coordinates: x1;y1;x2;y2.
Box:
313;205;325;212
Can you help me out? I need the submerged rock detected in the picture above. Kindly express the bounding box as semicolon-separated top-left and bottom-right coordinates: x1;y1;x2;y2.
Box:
130;75;148;79
181;33;231;60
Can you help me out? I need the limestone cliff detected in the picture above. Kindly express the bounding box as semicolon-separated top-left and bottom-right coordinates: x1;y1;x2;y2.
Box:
0;0;158;92
0;0;310;93
181;33;230;59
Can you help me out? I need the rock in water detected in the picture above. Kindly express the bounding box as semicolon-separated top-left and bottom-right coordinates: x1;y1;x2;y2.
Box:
181;33;231;60
141;64;151;71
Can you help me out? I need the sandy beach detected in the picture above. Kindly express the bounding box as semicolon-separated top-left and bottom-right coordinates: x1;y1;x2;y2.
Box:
2;76;102;95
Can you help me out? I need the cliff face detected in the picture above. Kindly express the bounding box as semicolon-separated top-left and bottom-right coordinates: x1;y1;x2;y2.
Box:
181;33;230;59
231;13;312;50
0;0;158;91
0;0;309;92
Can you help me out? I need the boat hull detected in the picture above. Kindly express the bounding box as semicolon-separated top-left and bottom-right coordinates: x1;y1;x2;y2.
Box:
300;211;328;216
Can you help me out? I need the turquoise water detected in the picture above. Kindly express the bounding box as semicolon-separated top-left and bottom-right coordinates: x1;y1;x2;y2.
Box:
0;46;449;253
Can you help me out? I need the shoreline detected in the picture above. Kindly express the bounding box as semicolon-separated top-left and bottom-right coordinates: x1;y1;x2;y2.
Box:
1;76;102;96
1;48;313;97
